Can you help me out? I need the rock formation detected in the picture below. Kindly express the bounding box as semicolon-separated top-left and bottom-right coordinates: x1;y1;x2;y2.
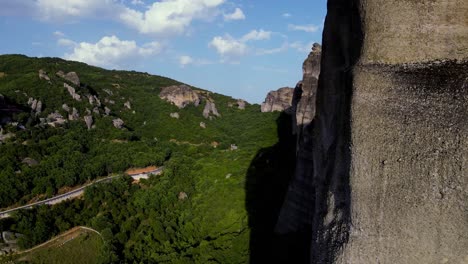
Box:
104;107;111;116
57;71;80;86
113;118;124;129
124;101;131;109
295;43;321;128
68;108;79;121
260;87;294;112
159;85;200;108
170;112;179;119
277;0;468;263
27;98;42;115
38;69;50;81
237;99;246;110
46;111;67;127
84;115;93;130
202;100;220;119
64;83;81;101
199;122;206;129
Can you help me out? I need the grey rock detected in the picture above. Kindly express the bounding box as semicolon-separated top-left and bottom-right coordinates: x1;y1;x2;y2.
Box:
38;69;50;81
124;101;131;109
260;87;294;112
84;115;93;130
200;122;206;129
159;85;200;108
22;158;39;167
57;71;80;86
178;192;188;200
62;104;70;112
237;99;247;110
203;100;220;119
64;83;81;101
170;112;180;119
104;107;111;116
68;108;79;121
112;118;124;129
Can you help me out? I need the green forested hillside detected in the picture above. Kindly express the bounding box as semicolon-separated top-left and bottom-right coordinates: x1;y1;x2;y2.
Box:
0;55;284;263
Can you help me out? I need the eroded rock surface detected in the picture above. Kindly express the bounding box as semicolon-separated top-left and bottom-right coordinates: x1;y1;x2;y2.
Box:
64;83;81;101
260;87;294;112
277;0;468;263
159;85;200;108
202;100;220;119
57;71;80;86
113;118;124;129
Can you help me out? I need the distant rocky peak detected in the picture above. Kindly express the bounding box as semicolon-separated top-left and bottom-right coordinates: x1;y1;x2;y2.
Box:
260;87;294;112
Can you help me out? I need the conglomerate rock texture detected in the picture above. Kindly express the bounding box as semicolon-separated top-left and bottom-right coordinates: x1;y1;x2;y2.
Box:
276;0;468;263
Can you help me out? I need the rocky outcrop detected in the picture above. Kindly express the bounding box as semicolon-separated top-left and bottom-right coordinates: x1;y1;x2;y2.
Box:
27;98;42;115
260;87;294;112
68;108;79;121
64;83;81;101
112;118;124;129
124;101;131;109
38;69;50;81
202;100;220;119
277;0;468;263
88;95;101;106
295;43;321;128
104;107;111;116
159;85;200;108
46;111;67;127
84;115;93;130
57;71;80;86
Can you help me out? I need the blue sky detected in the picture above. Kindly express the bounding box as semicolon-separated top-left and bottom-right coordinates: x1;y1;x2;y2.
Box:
0;0;327;103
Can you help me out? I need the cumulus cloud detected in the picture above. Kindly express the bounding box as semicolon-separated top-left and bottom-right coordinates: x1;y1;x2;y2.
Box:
209;29;276;62
64;35;163;69
288;24;320;33
240;29;271;42
119;0;225;36
223;8;245;21
209;35;247;62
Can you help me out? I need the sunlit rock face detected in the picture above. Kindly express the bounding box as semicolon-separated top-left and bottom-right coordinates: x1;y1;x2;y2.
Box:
261;87;294;113
159;84;200;109
278;0;467;263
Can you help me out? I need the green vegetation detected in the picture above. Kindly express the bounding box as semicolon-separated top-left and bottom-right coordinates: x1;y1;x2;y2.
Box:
0;54;282;263
6;228;107;264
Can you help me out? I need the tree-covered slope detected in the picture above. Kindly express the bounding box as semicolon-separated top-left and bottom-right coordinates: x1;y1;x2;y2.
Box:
0;55;283;263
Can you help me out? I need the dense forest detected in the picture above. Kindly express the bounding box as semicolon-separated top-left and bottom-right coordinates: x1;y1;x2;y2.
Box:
0;55;283;263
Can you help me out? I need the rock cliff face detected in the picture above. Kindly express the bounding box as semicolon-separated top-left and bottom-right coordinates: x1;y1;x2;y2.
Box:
261;87;294;112
159;85;200;108
278;0;468;263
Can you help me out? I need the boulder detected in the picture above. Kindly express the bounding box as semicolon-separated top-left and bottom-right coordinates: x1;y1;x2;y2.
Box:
56;71;80;86
159;85;200;108
64;83;81;101
68;108;79;121
170;112;180;119
38;69;50;81
203;100;220;119
178;192;188;200
112;118;124;129
199;122;206;129
260;87;294;112
84;115;93;130
124;101;131;109
104;107;111;116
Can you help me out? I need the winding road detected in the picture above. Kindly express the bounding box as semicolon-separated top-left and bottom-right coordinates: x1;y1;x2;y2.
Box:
0;167;163;219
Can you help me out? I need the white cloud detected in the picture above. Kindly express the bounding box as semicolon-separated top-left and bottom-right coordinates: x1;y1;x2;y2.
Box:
240;29;271;42
209;35;247;61
178;55;212;67
57;38;77;47
179;55;194;67
64;35;163;69
223;7;245;21
120;0;225;36
288;24;320;33
36;0;118;20
282;13;291;18
210;29;278;62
